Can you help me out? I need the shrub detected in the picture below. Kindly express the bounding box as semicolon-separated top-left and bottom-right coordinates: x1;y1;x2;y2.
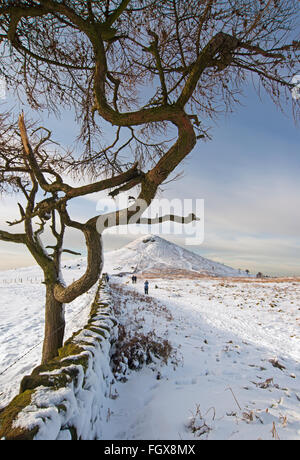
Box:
111;325;175;381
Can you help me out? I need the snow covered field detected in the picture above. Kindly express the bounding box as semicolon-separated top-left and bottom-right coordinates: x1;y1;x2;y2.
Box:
1;234;300;440
102;277;300;441
0;260;97;409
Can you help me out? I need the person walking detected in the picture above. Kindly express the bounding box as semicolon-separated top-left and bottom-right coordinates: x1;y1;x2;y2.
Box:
144;280;149;295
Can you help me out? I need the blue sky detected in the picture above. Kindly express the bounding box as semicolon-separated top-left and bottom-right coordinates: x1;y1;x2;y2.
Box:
0;81;299;275
172;88;300;275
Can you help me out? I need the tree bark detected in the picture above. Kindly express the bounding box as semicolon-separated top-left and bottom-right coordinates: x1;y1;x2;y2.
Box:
54;226;103;304
41;284;65;364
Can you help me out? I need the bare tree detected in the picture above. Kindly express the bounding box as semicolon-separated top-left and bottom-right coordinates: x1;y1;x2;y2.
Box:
0;112;197;363
0;0;299;362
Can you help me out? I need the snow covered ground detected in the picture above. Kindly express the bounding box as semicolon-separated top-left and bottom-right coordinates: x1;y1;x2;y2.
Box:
102;277;300;441
0;259;97;409
1;234;300;439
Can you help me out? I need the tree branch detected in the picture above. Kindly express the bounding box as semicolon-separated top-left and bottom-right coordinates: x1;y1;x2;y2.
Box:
137;212;200;225
105;0;131;28
65;161;144;199
176;32;240;108
146;30;168;104
0;229;26;244
18;113;144;202
54;225;103;303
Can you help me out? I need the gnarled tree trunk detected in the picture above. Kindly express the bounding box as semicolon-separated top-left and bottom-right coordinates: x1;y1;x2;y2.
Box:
41;228;103;364
41;284;65;364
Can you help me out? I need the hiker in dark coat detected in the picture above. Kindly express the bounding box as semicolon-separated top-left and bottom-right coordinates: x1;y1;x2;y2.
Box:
144;280;149;294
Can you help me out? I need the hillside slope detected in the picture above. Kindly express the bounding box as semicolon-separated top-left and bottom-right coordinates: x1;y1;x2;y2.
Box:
104;234;246;277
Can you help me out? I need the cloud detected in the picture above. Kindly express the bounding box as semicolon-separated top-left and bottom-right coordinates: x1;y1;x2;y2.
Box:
204;173;300;237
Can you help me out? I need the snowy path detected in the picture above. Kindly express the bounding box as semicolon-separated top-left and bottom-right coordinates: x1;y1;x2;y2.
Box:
103;279;300;440
1;264;300;440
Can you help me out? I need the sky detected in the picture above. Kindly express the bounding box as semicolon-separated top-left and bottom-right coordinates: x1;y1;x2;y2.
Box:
0;77;299;276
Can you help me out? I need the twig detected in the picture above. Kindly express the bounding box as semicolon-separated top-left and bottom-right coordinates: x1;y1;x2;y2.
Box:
226;386;242;411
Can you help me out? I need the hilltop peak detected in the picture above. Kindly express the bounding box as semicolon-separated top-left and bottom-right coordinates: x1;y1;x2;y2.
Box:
104;234;245;278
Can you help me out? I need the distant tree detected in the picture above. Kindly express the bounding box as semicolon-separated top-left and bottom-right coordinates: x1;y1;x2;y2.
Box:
0;0;299;363
256;272;263;278
245;269;250;276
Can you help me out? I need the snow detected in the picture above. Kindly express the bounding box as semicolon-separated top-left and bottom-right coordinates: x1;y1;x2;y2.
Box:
102;277;300;440
12;339;116;440
1;234;300;440
0;258;96;409
9;285;118;441
103;234;247;277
